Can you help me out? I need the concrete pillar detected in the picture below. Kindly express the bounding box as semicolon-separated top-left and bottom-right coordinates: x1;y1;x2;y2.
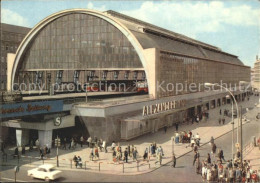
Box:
38;130;53;148
194;106;197;116
154;119;159;132
16;129;30;146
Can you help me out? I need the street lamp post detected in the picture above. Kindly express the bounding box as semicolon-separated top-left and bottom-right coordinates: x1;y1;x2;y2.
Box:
240;106;243;168
226;95;234;167
204;83;240;145
172;137;175;155
86;83;88;103
55;136;60;167
86;76;90;103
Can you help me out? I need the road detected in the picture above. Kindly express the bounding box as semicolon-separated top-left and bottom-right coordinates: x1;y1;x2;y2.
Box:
1;117;259;182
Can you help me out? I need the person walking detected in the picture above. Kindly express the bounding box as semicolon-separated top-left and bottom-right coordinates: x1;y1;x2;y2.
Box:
102;140;107;153
218;117;221;125
143;148;148;160
210;136;214;145
124;148;128;163
70;138;75;149
80;136;84;148
188;131;192;143
207;153;211;164
212;143;217;155
95;146;100;159
164;125;167;133
127;144;131;156
236;149;241;159
22;145;25;155
195;133;200;147
63;137;67;150
220;109;222;115
175;123;179;131
218;149;225;163
222;118;225;125
151;143;156;156
14;147;19;158
206;166;212;182
202;164;207;181
155;146;163;165
133;147;138;162
111;141;116;151
172;153;176;168
73;155;78;167
112;149;116;162
235;167;242;182
40;148;44;160
193;151;198;166
130;145;134;157
195;158;201;174
196;115;200;123
35;139;40;151
229;168;234;183
87;136;92;148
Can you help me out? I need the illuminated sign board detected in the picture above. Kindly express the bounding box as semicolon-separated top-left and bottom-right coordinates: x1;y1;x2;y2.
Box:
143;99;186;116
1;100;64;118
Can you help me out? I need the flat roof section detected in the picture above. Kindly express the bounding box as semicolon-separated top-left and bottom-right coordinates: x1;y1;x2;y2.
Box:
22;91;137;101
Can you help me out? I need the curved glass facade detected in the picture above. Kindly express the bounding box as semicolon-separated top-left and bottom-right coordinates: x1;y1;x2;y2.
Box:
20;13;143;70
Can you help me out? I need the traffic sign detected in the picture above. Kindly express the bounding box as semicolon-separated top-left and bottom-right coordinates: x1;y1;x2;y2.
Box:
55;137;61;147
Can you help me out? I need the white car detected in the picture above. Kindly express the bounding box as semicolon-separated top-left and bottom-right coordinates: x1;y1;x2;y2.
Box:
27;164;62;181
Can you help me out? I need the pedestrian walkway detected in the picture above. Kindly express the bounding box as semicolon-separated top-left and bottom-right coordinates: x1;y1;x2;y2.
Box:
244;141;260;171
2;95;259;175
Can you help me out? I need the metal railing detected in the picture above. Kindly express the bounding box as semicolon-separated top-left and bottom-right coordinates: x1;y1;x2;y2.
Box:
1;153;154;174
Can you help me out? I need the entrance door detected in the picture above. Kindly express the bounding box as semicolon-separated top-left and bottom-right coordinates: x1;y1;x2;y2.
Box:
29;129;38;145
197;105;202;115
52;116;90;143
187;107;195;118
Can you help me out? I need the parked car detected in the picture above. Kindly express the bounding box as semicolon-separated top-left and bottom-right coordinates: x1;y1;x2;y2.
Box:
27;164;62;181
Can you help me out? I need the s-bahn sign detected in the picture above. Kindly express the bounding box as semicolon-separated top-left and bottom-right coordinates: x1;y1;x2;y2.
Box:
142;99;186;116
0;100;63;118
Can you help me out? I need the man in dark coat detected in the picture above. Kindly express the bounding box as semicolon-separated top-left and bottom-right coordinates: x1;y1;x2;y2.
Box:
193;151;199;166
164;126;167;133
124;148;128;163
172;154;176;168
14;147;19;158
212;143;217;154
175;123;179;131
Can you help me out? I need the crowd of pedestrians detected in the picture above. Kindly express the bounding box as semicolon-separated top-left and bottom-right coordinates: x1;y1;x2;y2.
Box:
193;138;260;183
199;158;260;182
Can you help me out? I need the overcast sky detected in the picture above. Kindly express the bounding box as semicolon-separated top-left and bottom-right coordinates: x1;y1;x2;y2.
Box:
1;0;259;67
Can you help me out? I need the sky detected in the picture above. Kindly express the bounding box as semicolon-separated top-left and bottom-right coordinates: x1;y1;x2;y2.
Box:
1;0;259;67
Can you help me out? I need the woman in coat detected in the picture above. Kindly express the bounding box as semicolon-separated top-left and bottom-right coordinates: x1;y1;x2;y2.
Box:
143;148;148;160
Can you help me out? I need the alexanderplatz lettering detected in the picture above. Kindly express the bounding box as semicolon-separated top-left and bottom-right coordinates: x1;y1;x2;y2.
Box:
1;100;63;118
1;104;51;115
143;100;186;116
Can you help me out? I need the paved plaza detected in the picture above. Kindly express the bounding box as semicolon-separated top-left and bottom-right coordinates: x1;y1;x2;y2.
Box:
1;95;260;176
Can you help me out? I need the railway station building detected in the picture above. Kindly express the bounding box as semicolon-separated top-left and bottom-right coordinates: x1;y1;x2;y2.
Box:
1;9;251;147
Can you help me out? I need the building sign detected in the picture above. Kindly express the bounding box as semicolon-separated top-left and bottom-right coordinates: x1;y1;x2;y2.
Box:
1;100;63;118
143;99;186;116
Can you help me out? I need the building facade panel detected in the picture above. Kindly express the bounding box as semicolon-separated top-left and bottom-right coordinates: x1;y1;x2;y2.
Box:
253;57;260;91
0;23;30;90
157;51;250;98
